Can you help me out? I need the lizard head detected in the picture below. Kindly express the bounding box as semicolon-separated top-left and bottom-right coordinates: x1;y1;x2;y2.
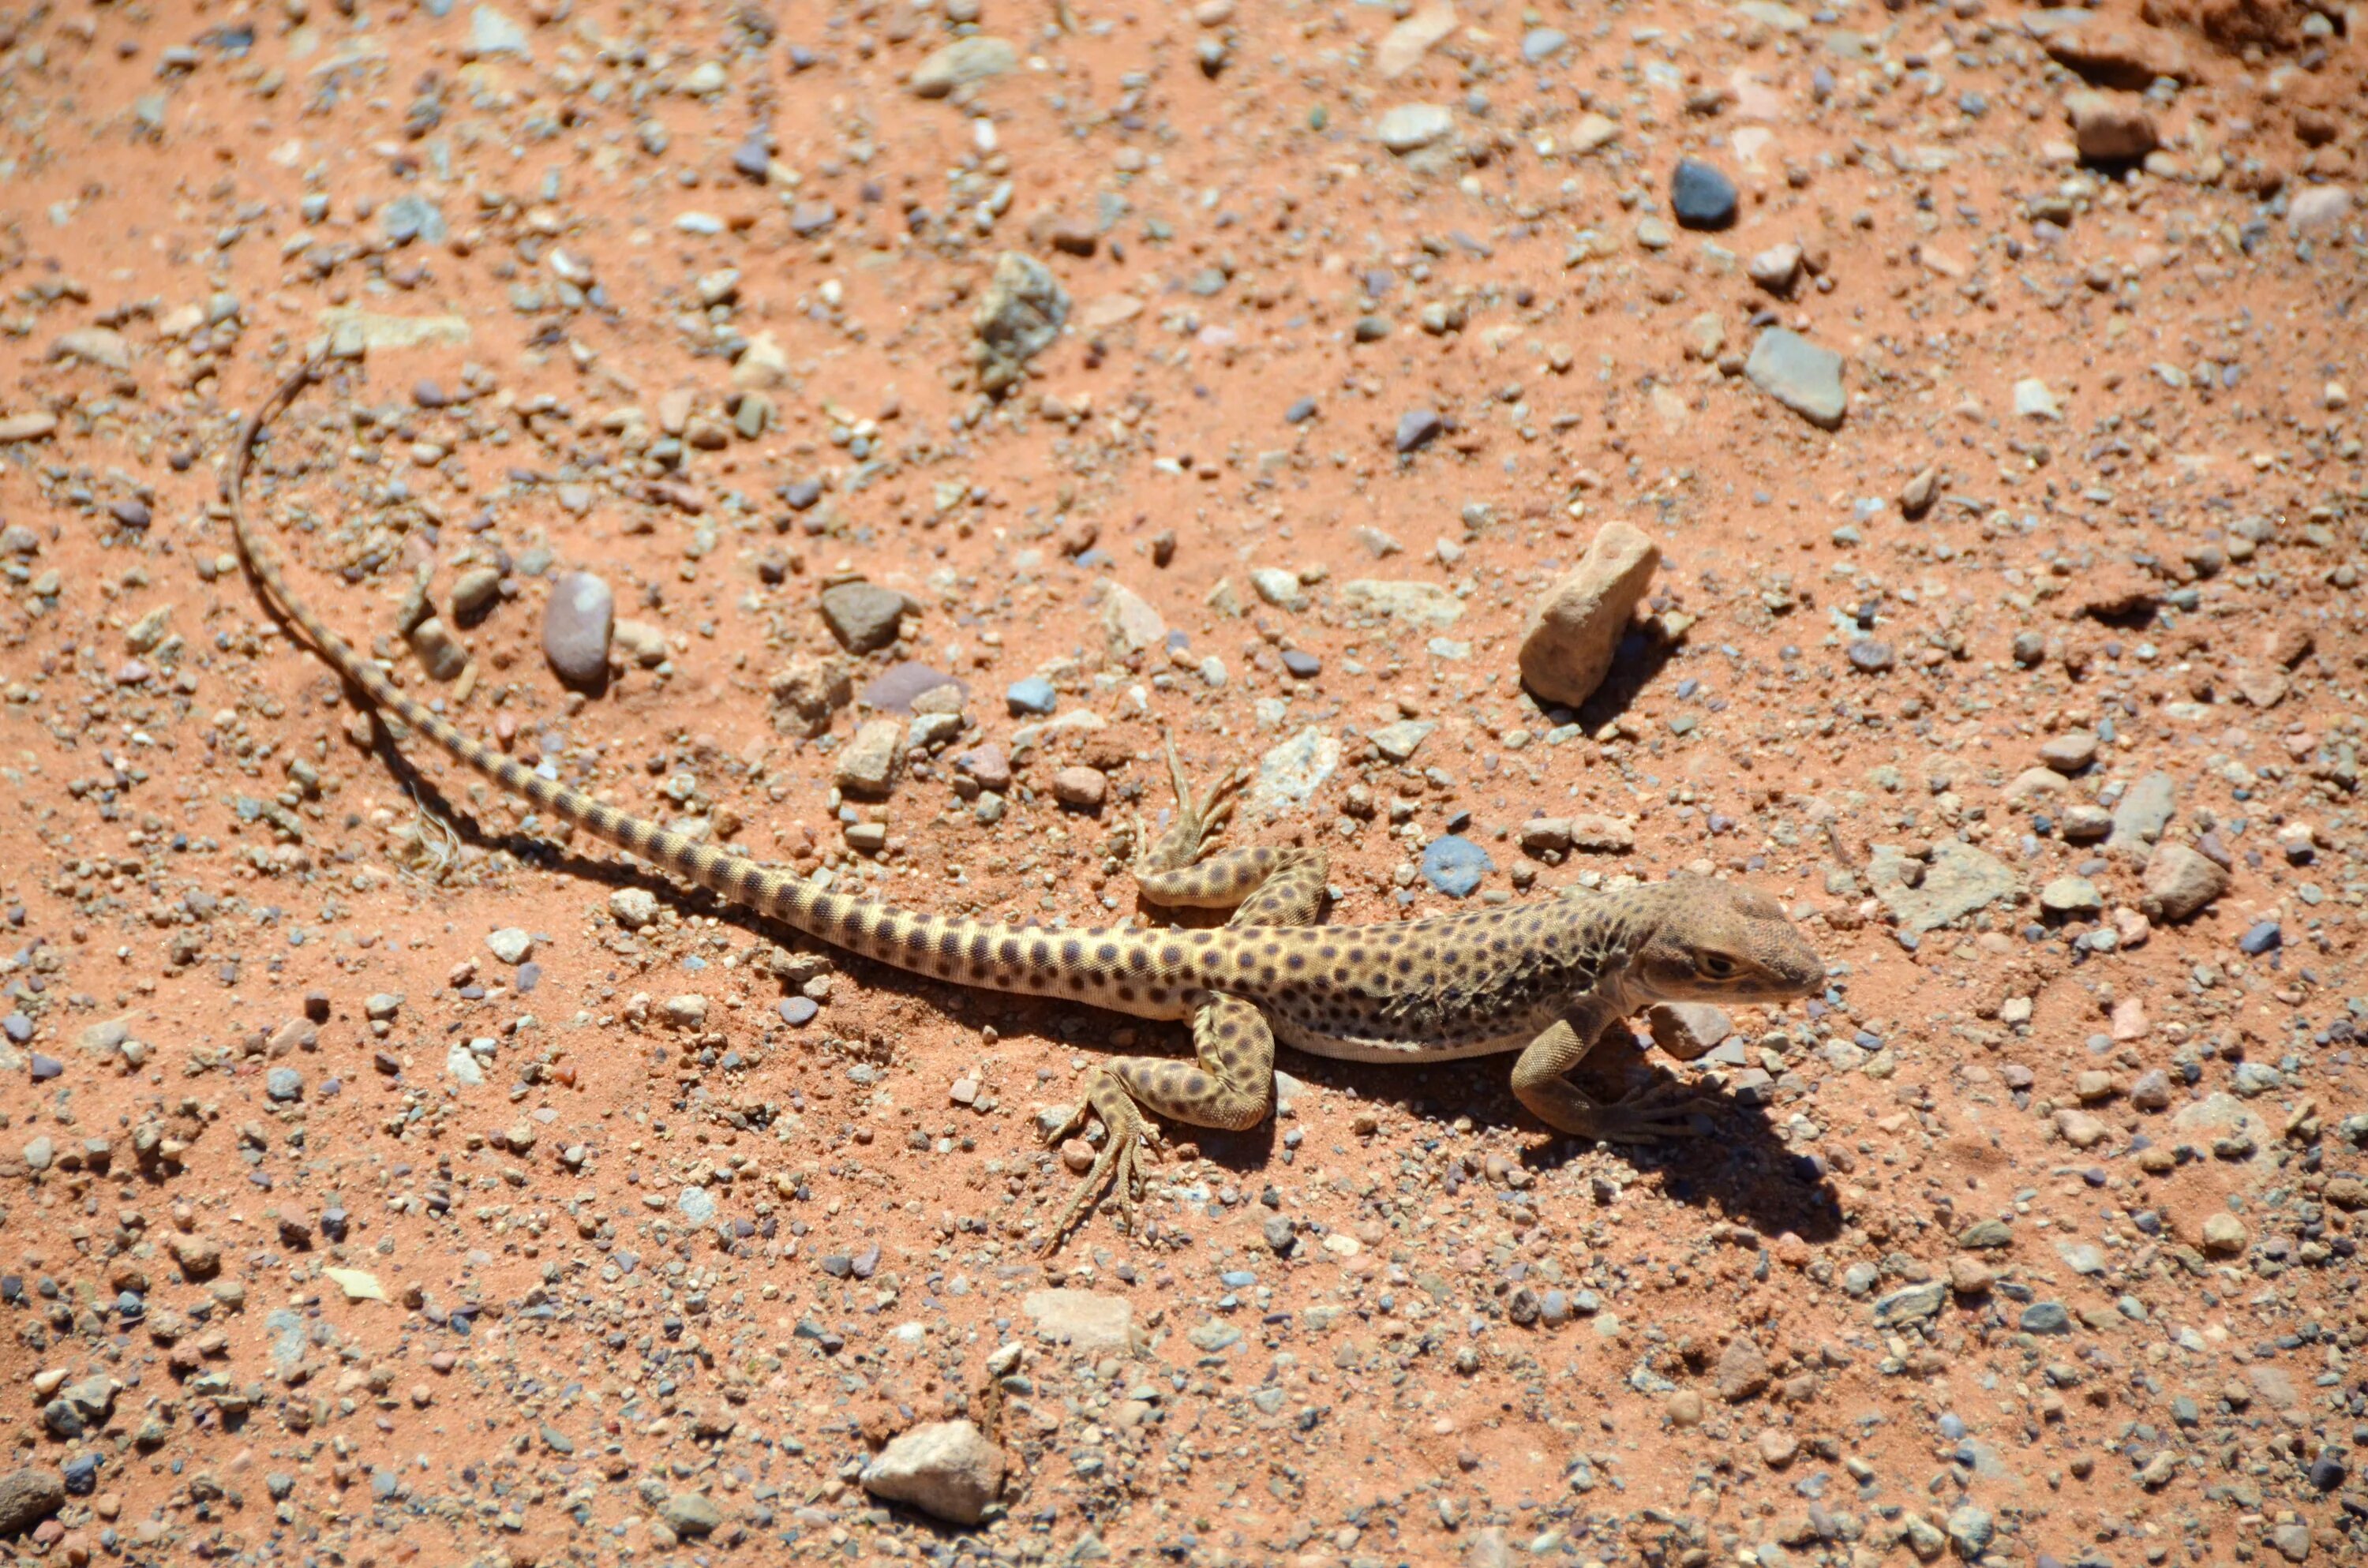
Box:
1629;878;1825;1004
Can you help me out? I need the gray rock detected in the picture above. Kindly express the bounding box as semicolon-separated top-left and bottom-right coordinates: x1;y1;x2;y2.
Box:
1522;27;1568;62
1341;578;1463;627
1873;1280;1947;1327
2287;185;2351;238
0;1467;66;1536
658;1492;724;1536
1868;841;2017;932
542;572;613;690
609;889;660;931
1099;582;1165;657
1670;158;1739;229
23;1136;54;1171
1647;1003;1733;1061
450;565;502;624
446;1043;485;1086
469;4;530;57
1251;727;1340;813
2039;875;2103;917
860;661;961;713
380;194;448;248
1745;329;1848;429
909;36;1017;97
834;720;905;797
265;1067;304;1103
1421;836;1493;897
2142;842;2227;921
676;1186;718;1226
2107;770;2176;851
1377;103;1454;153
1517;522;1660;707
1393;407;1444;452
819;581;907;653
860;1420;1005;1525
972;252;1069;394
1369;719;1437;762
2038;730;2099;773
770;654;854;736
1023;1288;1135;1352
1250;567;1308;611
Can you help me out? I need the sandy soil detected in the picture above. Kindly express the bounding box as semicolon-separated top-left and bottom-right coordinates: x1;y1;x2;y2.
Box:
2;0;2364;1564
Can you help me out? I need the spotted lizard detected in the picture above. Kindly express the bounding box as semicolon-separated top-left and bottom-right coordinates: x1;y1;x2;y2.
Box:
229;360;1827;1251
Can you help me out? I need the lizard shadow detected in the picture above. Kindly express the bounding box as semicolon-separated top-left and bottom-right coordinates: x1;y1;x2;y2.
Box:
1231;1037;1844;1245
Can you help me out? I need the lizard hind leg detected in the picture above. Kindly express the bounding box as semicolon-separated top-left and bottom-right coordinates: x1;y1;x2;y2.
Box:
1039;994;1277;1254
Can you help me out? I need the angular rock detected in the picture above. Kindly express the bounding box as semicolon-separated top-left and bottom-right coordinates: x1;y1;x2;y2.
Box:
0;1468;66;1537
1647;1002;1732;1061
658;1492;724;1536
1377;103;1455;154
2142;843;2227;922
1714;1337;1769;1401
834;720;905;797
770;654;854;737
1251;727;1340;813
1099;582;1165;658
973;252;1069;395
1745;329;1847;429
1376;3;1459;79
819;581;908;653
1516;521;1660;708
860;1420;1005;1525
1342;578;1463;627
1670;158;1739;229
2107;771;2176;852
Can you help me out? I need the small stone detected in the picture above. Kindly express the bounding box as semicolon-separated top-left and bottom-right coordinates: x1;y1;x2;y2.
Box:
485;928;534;964
407;616;467;682
1522;27;1568;62
1420;836;1493;898
955;744;1014;793
909;36;1017;97
2013;378;2063;421
1006;677;1058;717
449;566;502;625
609;889;660;930
2199;1213;2248;1256
542;573;614;690
2066;89;2157;163
1758;1428;1799;1468
1377;4;1458;78
1747;241;1802;292
1099;582;1166;658
1714;1337;1770;1401
972;252;1070;395
1516;522;1660;707
770;655;855;738
777;997;819;1027
265;1067;304;1103
2055;1109;2108;1148
1670;159;1739;229
2039;876;2103;917
1647;1003;1732;1061
2128;1070;2172;1112
1568;814;1635;853
2141;843;2227;922
1745;329;1847;429
658;1493;724;1537
819;582;907;654
1051;766;1107;810
467;4;530;58
2108;771;2178;851
1665;1390;1705;1428
834;720;905;797
2269;1524;2312;1562
860;662;961;714
2287;185;2352;237
1250;567;1309;611
1377;104;1454;154
860;1420;1005;1525
2038;730;2099;773
1846;639;1894;673
1394;407;1444;453
1368;719;1437;763
1900;466;1939;518
2236;919;2281;956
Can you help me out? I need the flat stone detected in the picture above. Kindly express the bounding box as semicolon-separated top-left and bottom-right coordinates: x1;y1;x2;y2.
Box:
485;928;534;964
1568;814;1635;853
1342;578;1463;627
658;1492;723;1536
1369;719;1437;762
1377;103;1455;154
2107;771;2177;851
1522;27;1568;62
860;1420;1005;1525
2038;730;2098;773
860;661;961;714
1745;329;1847;429
1377;3;1458;79
541;573;613;690
1647;1002;1732;1061
317;308;474;353
380;193;448;247
1516;521;1660;708
1005;676;1058;717
909;36;1017;97
2039;876;2103;917
819;581;907;653
467;3;530;58
1250;567;1308;611
1868;841;2016;932
1714;1337;1769;1401
1873;1280;1947;1327
1420;836;1493;897
1022;1289;1135;1352
2013;378;2063;420
2288;184;2351;238
1051;766;1107;810
1251;727;1340;813
0;1467;67;1537
54;326;133;372
1394;406;1444;451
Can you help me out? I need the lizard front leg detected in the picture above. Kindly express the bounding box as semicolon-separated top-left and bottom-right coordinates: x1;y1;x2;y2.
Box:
1510;997;1714;1143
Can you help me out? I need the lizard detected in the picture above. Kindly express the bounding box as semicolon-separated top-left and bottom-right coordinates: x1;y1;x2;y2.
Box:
227;358;1827;1252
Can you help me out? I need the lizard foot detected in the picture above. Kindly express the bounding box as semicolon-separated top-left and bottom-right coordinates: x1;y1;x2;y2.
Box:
1133;737;1250;878
1580;1082;1718;1143
1038;1068;1158;1255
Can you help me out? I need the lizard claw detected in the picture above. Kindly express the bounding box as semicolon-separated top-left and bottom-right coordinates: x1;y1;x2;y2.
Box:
1591;1083;1718;1143
1038;1069;1158;1256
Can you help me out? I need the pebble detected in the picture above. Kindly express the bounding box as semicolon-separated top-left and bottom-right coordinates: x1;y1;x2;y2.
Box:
1051;766;1108;810
2141;842;2227;921
1005;676;1058;716
1394;407;1444;452
1376;104;1454;154
264;1068;304;1103
485;928;533;964
1845;639;1894;673
541;573;614;690
2038;730;2099;773
819;581;907;654
2066;88;2157;163
0;1467;66;1536
1745;329;1848;429
908;36;1017;97
834;720;905;796
1420;836;1493;898
1747;241;1802;293
1669;159;1739;229
777;997;819;1027
972;252;1070;394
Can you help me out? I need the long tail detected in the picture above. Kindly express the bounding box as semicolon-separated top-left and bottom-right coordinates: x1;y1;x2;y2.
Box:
228;360;1188;1011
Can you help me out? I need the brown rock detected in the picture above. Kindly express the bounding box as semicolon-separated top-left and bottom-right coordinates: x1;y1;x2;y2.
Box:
1517;522;1660;707
2041;24;2194;88
770;655;854;738
2141;842;2229;922
1714;1337;1769;1402
2066;90;2159;164
0;1469;67;1538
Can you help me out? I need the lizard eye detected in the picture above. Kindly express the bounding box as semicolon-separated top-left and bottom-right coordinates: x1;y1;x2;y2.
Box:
1699;953;1737;979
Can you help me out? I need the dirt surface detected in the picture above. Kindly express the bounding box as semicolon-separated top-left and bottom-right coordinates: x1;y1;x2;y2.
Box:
3;0;2366;1564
